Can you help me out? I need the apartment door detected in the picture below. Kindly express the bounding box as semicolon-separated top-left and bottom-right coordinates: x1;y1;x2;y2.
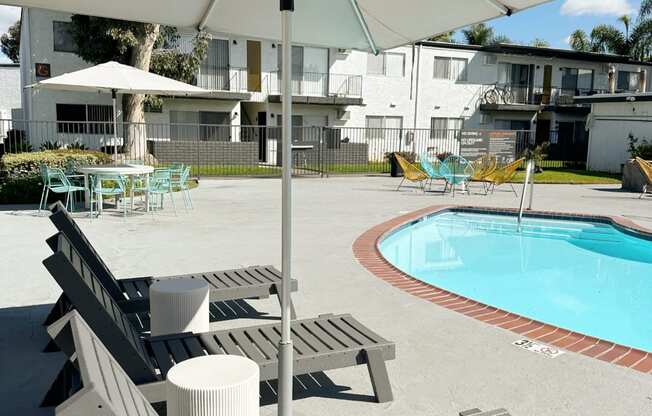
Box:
535;119;551;144
542;65;552;104
247;40;261;92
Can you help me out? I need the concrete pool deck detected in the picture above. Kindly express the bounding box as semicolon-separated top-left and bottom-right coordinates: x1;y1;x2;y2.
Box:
1;176;651;415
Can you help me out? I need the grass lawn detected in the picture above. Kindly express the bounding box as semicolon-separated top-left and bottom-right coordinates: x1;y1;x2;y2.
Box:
191;163;389;176
511;168;621;185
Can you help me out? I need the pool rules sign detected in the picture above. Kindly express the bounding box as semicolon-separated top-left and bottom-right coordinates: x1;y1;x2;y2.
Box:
460;130;517;164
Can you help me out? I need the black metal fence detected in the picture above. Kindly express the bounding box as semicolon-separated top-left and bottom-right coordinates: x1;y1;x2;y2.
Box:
0;119;585;177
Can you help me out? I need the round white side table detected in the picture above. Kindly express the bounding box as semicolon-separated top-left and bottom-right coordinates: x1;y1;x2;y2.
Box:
166;355;259;416
150;279;209;337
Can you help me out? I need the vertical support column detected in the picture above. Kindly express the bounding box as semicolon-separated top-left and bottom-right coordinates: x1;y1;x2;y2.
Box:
278;1;294;416
112;89;118;161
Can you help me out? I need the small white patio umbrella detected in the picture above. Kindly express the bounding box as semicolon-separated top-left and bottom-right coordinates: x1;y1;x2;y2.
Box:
29;61;209;158
7;1;553;414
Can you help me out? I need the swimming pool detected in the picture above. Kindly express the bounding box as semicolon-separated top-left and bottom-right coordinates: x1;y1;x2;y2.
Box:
379;211;652;352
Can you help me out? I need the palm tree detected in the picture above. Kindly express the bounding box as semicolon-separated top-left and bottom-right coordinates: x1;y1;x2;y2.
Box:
530;38;550;48
429;31;455;43
569;1;652;61
462;24;494;46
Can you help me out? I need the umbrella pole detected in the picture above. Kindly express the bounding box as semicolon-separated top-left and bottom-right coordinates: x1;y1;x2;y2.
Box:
278;1;294;416
112;89;118;161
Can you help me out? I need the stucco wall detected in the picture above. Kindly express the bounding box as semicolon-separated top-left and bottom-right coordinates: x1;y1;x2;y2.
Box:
587;101;652;173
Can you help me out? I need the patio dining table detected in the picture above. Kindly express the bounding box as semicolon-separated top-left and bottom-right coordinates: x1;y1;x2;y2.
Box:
77;165;155;213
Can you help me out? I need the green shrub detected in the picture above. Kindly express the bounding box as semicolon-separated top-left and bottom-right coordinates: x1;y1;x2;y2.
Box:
1;149;112;179
0;149;112;204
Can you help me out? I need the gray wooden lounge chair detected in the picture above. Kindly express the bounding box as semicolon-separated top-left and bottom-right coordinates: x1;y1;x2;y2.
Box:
47;310;159;416
43;201;297;327
42;233;395;406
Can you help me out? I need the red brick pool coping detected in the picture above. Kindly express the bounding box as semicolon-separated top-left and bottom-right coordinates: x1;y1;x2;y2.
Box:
352;205;652;374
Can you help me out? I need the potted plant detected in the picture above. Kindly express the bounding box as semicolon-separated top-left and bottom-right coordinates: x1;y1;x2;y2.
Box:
521;142;549;173
385;151;416;177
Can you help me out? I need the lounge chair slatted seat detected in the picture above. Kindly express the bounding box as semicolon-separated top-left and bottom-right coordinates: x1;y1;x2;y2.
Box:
43;234;395;405
43;202;297;326
47;311;159;416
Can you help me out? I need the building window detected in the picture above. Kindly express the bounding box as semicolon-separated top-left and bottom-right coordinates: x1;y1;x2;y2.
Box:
366;52;405;77
275;114;304;141
495;119;530;131
433;57;467;81
56;104;113;134
617;71;640;92
561;68;594;95
430;117;463;140
482;54;497;65
170;110;231;141
53;21;77;53
365;116;403;139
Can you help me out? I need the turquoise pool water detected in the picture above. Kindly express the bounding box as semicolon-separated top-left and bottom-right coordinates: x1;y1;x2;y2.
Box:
379;211;652;352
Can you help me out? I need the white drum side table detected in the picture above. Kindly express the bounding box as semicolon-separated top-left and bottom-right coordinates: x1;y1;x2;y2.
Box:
166;355;259;416
150;279;209;336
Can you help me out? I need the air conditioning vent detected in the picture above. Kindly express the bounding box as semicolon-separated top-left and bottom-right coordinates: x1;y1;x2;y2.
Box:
337;48;351;55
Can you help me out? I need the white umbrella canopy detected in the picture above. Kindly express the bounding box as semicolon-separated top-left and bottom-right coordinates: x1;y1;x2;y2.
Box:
7;0;549;53
29;61;209;157
5;1;552;415
29;61;208;95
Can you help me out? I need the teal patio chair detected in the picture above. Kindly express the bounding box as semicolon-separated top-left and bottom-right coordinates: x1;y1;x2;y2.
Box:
440;155;474;196
90;174;127;218
39;164;86;214
64;159;85;187
419;153;443;191
148;168;176;215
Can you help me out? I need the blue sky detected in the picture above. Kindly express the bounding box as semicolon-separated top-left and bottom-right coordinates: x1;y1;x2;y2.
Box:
471;0;641;48
0;0;643;62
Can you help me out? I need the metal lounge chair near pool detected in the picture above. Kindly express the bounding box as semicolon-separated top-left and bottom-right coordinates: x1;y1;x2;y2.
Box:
42;239;396;406
470;154;497;192
43;202;298;328
635;157;652;199
483;158;524;196
440;155;473;195
419;153;443;191
46;310;159;416
394;153;429;192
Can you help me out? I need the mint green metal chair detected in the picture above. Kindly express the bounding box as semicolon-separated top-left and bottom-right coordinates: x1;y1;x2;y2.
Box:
148;169;176;215
440;155;474;196
175;165;193;210
39;164;86;214
90;174;127;218
419;153;443;191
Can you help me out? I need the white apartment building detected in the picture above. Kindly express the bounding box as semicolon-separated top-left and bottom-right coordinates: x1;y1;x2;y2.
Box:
0;63;21;119
17;7;652;163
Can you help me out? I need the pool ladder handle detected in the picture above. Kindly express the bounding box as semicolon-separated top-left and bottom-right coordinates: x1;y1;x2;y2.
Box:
517;159;535;232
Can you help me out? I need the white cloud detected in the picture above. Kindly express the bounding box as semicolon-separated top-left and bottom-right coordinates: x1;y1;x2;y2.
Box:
561;0;635;16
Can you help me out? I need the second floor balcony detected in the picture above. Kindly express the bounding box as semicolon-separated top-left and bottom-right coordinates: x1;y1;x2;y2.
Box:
479;83;608;110
266;70;363;102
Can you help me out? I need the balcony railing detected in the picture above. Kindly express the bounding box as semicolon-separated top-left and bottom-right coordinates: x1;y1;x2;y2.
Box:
480;83;608;106
267;71;363;98
194;66;248;92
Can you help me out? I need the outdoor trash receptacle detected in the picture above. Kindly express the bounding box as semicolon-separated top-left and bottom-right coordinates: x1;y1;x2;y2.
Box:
150;278;209;336
166;355;259;416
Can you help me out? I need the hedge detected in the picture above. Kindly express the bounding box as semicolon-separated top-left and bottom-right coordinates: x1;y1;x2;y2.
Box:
0;150;112;204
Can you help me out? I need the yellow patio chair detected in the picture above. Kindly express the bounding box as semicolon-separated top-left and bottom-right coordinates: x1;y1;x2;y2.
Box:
484;158;524;196
635;157;652;199
395;153;429;192
470;154;497;192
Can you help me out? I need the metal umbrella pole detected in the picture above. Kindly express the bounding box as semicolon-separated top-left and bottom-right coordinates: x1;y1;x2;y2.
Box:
278;0;294;415
112;89;118;161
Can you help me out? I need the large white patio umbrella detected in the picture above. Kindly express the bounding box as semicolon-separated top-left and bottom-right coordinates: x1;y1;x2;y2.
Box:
7;1;552;414
29;61;209;158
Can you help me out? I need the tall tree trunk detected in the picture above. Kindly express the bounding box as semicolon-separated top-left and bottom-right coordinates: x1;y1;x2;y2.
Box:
122;24;160;158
